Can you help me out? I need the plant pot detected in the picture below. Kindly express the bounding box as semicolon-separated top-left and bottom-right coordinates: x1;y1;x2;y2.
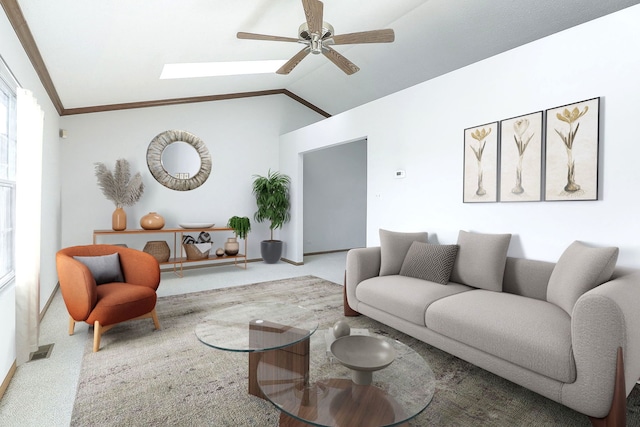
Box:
260;240;283;264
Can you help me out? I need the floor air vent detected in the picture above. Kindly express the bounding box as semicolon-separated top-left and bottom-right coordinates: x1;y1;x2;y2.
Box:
28;344;54;362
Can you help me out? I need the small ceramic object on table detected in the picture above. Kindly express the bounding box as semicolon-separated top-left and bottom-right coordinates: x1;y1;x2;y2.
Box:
215;248;224;257
332;320;351;338
330;335;396;385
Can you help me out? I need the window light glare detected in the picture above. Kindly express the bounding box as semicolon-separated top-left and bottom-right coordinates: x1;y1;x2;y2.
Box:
160;60;288;79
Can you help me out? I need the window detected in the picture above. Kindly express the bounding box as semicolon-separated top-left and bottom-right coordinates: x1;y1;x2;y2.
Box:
0;57;17;291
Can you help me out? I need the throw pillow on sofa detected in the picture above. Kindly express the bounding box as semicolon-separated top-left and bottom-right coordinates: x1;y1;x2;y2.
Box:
379;229;428;276
547;240;619;316
449;230;512;291
73;252;124;285
399;242;459;285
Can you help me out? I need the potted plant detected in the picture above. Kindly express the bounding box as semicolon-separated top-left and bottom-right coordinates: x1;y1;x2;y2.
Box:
252;170;291;263
227;216;251;239
94;158;144;231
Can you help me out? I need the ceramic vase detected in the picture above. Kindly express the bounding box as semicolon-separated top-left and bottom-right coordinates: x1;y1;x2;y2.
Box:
224;237;239;256
215;248;225;257
140;212;165;230
112;206;126;231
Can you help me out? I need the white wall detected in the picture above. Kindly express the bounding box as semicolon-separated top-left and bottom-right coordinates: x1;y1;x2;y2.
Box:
281;5;640;267
303;140;367;253
1;10;61;382
59;95;324;259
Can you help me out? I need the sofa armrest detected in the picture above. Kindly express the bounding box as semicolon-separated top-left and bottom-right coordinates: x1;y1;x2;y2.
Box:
345;247;381;311
561;271;640;418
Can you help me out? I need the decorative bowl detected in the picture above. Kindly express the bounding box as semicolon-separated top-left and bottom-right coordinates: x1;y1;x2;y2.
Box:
330;335;396;385
179;222;214;229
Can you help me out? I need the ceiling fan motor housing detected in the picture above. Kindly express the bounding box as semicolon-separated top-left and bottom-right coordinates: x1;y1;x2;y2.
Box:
299;22;334;54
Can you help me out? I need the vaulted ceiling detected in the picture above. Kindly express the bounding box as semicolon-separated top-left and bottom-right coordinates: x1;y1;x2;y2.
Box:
4;0;639;117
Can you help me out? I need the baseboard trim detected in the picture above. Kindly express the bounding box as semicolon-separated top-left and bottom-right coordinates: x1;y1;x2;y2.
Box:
0;360;17;401
40;283;59;321
281;258;304;266
304;249;351;256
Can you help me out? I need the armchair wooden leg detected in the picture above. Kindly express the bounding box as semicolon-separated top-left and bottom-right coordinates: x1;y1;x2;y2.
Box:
68;316;75;335
92;322;114;352
93;321;102;353
589;347;626;427
151;308;161;330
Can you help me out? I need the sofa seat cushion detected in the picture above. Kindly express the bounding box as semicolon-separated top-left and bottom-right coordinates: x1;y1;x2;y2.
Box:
355;275;473;325
426;290;575;383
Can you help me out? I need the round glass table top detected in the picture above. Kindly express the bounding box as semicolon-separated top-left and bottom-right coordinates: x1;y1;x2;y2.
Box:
195;302;319;352
257;331;435;427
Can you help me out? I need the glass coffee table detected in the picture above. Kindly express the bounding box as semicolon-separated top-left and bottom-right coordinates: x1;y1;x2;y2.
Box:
195;302;319;399
257;331;435;426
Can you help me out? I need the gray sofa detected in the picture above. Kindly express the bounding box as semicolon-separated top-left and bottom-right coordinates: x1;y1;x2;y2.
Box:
344;230;640;425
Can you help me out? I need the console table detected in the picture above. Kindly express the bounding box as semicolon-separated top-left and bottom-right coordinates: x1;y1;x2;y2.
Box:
92;227;247;277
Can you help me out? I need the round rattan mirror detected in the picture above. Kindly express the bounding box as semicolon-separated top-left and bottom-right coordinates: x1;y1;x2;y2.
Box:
147;130;212;191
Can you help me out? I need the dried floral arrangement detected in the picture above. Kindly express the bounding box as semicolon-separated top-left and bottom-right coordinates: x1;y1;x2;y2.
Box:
94;158;144;207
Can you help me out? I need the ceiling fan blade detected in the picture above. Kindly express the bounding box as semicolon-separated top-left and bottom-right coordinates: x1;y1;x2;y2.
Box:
331;29;395;45
302;0;324;35
237;32;299;43
277;48;311;75
322;46;359;75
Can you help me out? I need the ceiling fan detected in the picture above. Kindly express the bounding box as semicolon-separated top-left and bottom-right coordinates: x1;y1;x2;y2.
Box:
237;0;395;75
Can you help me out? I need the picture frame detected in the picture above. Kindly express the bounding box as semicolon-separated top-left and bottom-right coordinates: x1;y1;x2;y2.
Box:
544;97;600;201
499;111;543;202
463;122;499;203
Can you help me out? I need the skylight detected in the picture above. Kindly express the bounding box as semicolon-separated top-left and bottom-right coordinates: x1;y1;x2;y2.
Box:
160;60;288;79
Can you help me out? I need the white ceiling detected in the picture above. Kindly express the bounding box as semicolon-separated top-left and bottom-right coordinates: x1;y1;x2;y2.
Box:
15;0;640;115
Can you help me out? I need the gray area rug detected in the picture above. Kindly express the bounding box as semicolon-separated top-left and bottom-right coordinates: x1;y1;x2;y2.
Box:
71;276;640;426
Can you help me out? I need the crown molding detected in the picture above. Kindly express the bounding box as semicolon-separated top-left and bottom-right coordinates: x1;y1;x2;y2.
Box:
1;0;63;115
1;0;331;118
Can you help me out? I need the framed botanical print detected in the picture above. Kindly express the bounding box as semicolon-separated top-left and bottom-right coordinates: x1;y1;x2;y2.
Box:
463;122;499;203
545;97;600;201
499;111;543;202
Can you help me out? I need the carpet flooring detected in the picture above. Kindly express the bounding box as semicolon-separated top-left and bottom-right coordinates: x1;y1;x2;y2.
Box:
71;276;640;426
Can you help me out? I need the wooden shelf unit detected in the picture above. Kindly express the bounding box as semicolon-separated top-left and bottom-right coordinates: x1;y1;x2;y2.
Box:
92;227;247;277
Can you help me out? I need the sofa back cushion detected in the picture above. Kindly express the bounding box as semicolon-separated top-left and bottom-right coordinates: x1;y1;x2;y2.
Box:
450;230;511;292
547;241;619;316
399;242;459;285
502;257;555;301
379;229;428;276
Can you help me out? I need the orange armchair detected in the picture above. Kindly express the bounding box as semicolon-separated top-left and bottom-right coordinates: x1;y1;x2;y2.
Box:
56;244;161;352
